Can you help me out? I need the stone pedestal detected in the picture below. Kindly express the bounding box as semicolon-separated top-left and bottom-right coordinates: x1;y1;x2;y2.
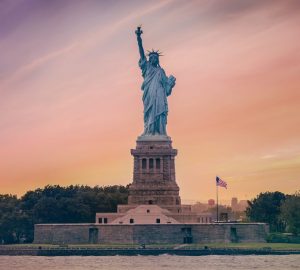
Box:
128;135;181;206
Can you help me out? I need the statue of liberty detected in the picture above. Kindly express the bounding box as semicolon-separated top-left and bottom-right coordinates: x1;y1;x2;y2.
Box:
135;26;176;136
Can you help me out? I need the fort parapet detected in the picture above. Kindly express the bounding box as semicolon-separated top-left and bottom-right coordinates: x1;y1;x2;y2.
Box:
34;223;269;245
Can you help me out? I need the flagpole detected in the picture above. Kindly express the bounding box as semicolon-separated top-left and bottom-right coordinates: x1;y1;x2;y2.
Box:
216;179;219;222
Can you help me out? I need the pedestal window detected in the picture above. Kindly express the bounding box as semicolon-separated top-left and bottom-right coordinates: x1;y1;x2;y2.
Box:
149;158;154;169
142;158;147;170
156;158;161;170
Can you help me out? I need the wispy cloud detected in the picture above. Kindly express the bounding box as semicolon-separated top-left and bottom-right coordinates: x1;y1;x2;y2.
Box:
0;0;300;199
1;0;173;89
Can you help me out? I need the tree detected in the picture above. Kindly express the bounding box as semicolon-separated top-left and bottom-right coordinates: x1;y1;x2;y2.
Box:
0;185;129;243
246;191;286;232
0;195;32;243
280;191;300;235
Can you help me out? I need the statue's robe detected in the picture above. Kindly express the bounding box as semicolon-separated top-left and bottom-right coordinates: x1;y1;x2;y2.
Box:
139;58;173;135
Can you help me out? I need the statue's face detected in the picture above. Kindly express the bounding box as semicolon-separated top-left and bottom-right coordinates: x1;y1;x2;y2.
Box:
149;55;159;67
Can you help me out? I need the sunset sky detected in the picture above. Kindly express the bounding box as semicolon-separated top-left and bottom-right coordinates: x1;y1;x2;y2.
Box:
1;0;300;203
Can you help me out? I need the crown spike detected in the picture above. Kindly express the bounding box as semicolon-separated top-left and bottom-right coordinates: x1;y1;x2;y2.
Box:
147;49;164;57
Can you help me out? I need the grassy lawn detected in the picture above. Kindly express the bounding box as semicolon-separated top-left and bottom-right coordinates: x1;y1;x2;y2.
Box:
3;243;140;249
187;242;300;250
3;242;300;250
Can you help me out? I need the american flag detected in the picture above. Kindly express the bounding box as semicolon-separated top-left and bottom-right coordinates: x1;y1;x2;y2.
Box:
216;176;227;189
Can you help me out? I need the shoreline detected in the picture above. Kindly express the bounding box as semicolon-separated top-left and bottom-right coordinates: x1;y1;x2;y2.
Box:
1;246;300;256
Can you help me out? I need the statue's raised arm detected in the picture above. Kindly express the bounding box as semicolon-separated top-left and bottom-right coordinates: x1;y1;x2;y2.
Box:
135;26;146;60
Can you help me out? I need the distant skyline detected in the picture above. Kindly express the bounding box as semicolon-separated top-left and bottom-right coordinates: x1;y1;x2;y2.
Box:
1;0;300;201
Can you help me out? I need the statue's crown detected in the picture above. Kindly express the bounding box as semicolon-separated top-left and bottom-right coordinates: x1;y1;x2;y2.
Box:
147;49;163;57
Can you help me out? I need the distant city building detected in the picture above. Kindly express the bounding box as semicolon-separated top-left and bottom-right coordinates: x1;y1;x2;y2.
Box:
191;202;209;213
208;199;215;206
231;197;238;211
238;200;248;212
191;199;217;214
230;197;249;212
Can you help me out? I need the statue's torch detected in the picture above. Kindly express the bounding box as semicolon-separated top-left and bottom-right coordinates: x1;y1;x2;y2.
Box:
135;25;143;36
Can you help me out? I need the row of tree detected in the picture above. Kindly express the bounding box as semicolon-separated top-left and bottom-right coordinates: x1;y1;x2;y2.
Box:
0;185;128;244
246;191;300;235
0;187;299;244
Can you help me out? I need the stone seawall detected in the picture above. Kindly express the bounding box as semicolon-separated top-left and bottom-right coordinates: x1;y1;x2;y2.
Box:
1;247;299;256
34;223;269;244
